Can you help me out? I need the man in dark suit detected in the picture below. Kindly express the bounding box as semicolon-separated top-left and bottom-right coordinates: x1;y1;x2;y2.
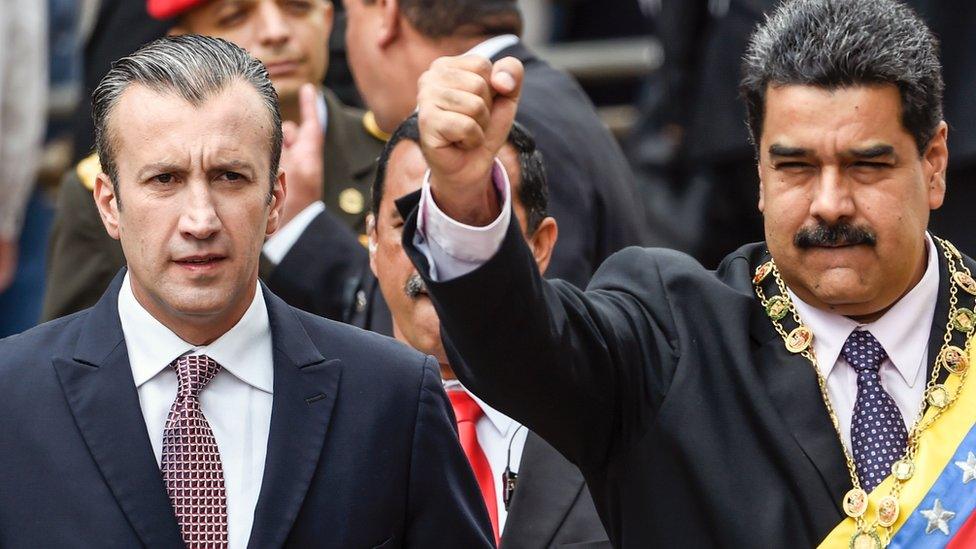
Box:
44;0;384;322
401;1;976;546
362;113;608;547
0;35;491;548
342;0;647;288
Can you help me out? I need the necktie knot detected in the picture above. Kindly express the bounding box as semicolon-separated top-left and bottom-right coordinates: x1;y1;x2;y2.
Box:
448;390;484;424
172;354;221;399
841;330;889;374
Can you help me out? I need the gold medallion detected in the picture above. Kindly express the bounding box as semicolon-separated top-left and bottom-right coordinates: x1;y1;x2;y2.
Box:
843;488;869;518
952;308;976;334
785;326;813;353
954;272;976;296
850;530;882;549
765;296;790;321
893;458;915;481
754;261;774;285
877;495;899;527
338;188;365;215
928;384;950;408
940;346;969;375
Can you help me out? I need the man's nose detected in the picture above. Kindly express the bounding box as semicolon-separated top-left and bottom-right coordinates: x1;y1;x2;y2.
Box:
256;2;291;48
809;165;856;225
178;182;222;240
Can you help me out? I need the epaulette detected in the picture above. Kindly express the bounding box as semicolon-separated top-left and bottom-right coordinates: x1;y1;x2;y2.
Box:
76;153;102;191
362;111;391;142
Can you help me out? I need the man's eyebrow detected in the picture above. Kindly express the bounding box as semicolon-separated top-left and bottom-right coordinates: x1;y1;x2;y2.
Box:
135;162;183;180
848;144;895;158
768;144;808;157
211;160;257;173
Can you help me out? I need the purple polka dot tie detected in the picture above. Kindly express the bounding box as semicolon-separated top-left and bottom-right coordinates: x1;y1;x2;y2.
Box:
161;354;228;548
842;330;908;492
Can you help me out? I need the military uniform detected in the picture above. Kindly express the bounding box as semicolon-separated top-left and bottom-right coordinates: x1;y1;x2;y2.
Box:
42;91;384;321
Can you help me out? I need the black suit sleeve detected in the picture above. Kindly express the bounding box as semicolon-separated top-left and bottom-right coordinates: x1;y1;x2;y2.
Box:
264;209;367;321
404;357;495;547
403;199;681;470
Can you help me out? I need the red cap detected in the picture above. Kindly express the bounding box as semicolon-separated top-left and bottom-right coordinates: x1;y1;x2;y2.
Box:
146;0;208;20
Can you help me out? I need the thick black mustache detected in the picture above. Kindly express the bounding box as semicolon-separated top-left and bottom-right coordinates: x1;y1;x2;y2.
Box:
404;273;428;298
794;222;877;248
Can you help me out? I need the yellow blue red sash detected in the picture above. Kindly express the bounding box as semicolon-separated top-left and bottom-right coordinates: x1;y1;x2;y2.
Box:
819;338;976;548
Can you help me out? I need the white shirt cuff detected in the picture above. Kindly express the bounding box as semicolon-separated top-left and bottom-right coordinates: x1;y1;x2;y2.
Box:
262;201;326;265
414;158;512;281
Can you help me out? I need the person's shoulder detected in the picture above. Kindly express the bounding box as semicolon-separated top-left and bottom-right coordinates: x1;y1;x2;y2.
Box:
0;310;89;379
587;242;765;298
288;305;429;376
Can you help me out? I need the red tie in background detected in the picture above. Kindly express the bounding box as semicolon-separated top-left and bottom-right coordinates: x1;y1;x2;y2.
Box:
448;390;500;543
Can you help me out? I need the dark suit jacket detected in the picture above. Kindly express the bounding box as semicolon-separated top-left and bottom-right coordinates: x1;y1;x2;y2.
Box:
1;272;493;548
493;42;648;288
400;191;969;547
43;90;380;322
346;273;609;548
502;433;609;548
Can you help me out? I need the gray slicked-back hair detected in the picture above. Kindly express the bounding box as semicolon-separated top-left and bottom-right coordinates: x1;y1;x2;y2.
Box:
93;34;283;202
741;0;943;155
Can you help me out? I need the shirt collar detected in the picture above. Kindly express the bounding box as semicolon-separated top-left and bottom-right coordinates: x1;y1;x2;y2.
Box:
788;233;940;387
443;378;520;437
465;34;520;60
118;273;274;394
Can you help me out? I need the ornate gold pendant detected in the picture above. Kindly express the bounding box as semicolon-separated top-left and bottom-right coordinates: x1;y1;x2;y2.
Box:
892;458;915;481
953;272;976;296
878;495;899;528
785;326;814;353
843;488;869;518
850;529;882;549
939;345;969;375
951;308;976;334
927;384;950;408
754;261;774;285
765;296;790;321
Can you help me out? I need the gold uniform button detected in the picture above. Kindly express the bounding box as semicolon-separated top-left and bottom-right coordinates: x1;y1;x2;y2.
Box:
339;188;365;215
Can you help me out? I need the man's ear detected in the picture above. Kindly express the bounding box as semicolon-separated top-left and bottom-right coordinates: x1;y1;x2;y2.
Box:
322;0;335;38
266;170;287;237
366;213;379;276
94;173;121;240
527;216;558;275
378;0;401;48
925;121;949;211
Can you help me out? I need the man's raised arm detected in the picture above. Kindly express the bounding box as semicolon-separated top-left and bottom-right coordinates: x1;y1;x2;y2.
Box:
401;55;681;470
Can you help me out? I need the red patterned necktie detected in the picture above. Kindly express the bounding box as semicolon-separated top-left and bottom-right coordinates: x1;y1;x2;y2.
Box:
161;354;229;548
448;390;500;543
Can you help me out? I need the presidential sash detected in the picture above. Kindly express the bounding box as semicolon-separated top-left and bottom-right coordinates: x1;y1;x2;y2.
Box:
819;338;976;548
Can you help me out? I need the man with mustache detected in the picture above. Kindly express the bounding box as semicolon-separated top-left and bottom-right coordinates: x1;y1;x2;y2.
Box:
0;35;492;548
44;0;382;322
363;113;609;546
400;0;976;546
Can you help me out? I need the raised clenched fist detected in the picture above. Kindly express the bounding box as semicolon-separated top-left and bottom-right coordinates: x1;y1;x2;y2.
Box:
417;54;524;226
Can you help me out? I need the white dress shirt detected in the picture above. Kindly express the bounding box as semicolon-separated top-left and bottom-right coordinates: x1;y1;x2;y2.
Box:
118;273;273;549
443;379;527;533
262;91;329;264
417;161;941;453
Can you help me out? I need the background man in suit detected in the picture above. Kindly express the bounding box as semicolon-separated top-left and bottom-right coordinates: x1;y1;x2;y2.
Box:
44;0;382;321
342;0;648;288
367;113;608;546
400;0;976;546
0;35;492;548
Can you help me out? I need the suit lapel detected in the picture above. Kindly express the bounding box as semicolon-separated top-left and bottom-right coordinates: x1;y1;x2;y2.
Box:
51;271;184;548
247;289;340;548
500;432;586;548
746;250;850;515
